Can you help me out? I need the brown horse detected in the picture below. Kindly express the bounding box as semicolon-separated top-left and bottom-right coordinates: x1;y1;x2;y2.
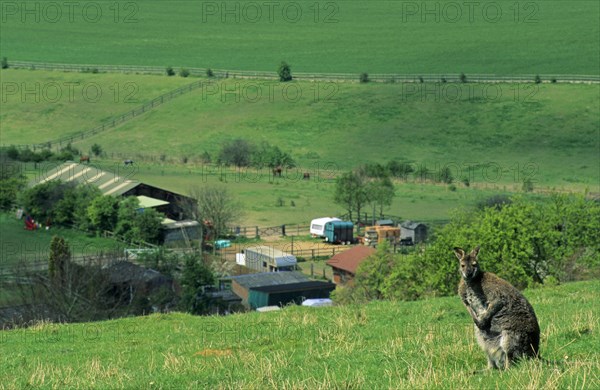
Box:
272;166;282;178
303;172;310;180
80;156;90;164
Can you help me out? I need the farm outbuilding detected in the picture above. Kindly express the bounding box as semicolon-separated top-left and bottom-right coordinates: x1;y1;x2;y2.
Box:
399;221;428;244
237;246;297;272
103;261;176;311
29;161;197;221
230;272;334;309
28;162;201;244
326;245;375;285
247;281;336;309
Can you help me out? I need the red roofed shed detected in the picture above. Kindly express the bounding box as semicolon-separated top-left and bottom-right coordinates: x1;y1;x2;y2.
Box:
326;246;376;285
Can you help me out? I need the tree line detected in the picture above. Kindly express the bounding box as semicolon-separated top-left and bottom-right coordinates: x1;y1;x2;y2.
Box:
332;194;600;303
19;180;163;244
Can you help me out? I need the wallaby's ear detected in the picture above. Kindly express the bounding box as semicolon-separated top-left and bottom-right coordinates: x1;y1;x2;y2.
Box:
453;247;465;260
470;246;480;258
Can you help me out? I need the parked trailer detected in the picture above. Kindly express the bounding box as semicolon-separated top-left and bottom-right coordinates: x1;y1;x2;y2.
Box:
324;221;354;244
310;217;341;237
240;246;297;272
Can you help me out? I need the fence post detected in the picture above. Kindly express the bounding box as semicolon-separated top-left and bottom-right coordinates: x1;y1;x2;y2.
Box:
281;225;286;236
311;249;315;259
255;226;259;238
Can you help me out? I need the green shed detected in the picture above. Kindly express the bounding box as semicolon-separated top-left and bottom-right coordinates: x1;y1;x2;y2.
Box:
248;281;336;309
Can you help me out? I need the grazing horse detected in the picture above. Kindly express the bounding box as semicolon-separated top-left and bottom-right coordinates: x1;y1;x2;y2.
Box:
80;155;90;164
272;166;282;178
303;172;310;180
124;159;134;166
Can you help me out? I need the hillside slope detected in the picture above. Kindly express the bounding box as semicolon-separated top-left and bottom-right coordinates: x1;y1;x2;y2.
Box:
1;281;598;388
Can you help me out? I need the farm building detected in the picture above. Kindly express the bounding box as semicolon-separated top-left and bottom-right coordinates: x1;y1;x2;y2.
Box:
399;221;428;244
230;272;335;309
103;261;176;311
326;245;376;285
375;219;394;226
237;246;297;272
30;161;197;220
28;161;200;243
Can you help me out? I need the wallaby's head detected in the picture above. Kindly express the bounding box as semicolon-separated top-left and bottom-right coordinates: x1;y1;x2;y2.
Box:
454;246;481;281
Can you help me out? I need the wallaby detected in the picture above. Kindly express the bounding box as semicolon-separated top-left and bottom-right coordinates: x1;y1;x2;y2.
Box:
455;246;540;369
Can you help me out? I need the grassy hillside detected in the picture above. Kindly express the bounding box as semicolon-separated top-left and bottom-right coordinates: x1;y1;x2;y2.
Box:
1;1;598;74
3;70;597;189
0;69;190;145
71;78;599;189
0;280;597;388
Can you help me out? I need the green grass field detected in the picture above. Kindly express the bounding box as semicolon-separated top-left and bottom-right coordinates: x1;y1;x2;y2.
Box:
0;69;190;145
0;280;597;388
1;1;598;74
2;70;598;190
125;161;555;226
0;212;123;267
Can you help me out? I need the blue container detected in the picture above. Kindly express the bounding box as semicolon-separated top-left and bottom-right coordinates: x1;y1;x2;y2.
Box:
324;221;354;244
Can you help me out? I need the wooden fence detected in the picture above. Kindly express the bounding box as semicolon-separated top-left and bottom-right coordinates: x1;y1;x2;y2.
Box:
9;60;600;84
228;224;310;238
4;60;599;151
5;79;206;151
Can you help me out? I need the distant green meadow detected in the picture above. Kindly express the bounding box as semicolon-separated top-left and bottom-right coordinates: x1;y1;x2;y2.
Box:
2;69;594;189
0;280;598;388
1;0;599;74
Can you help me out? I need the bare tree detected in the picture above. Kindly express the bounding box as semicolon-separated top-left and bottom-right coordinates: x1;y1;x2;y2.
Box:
188;185;243;244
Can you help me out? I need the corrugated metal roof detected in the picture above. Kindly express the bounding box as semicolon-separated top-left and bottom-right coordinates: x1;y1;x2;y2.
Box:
30;161;141;196
400;220;426;229
231;272;309;289
250;281;336;294
244;246;293;259
137;195;169;208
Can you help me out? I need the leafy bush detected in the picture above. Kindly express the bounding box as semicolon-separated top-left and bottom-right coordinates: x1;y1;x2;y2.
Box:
206;68;214;78
91;143;103;156
277;61;292;82
339;195;599;302
438;166;453;184
522;178;534;192
535;75;542;84
459;73;467;83
359;72;369;83
179;68;190;78
387;160;414;180
1;57;8;69
166;66;175;76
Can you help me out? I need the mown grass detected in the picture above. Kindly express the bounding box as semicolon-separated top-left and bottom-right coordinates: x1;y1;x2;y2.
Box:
0;69;190;145
0;212;123;267
1;1;598;74
0;280;597;388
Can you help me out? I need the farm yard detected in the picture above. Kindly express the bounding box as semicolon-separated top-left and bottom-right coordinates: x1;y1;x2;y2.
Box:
1;0;599;387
